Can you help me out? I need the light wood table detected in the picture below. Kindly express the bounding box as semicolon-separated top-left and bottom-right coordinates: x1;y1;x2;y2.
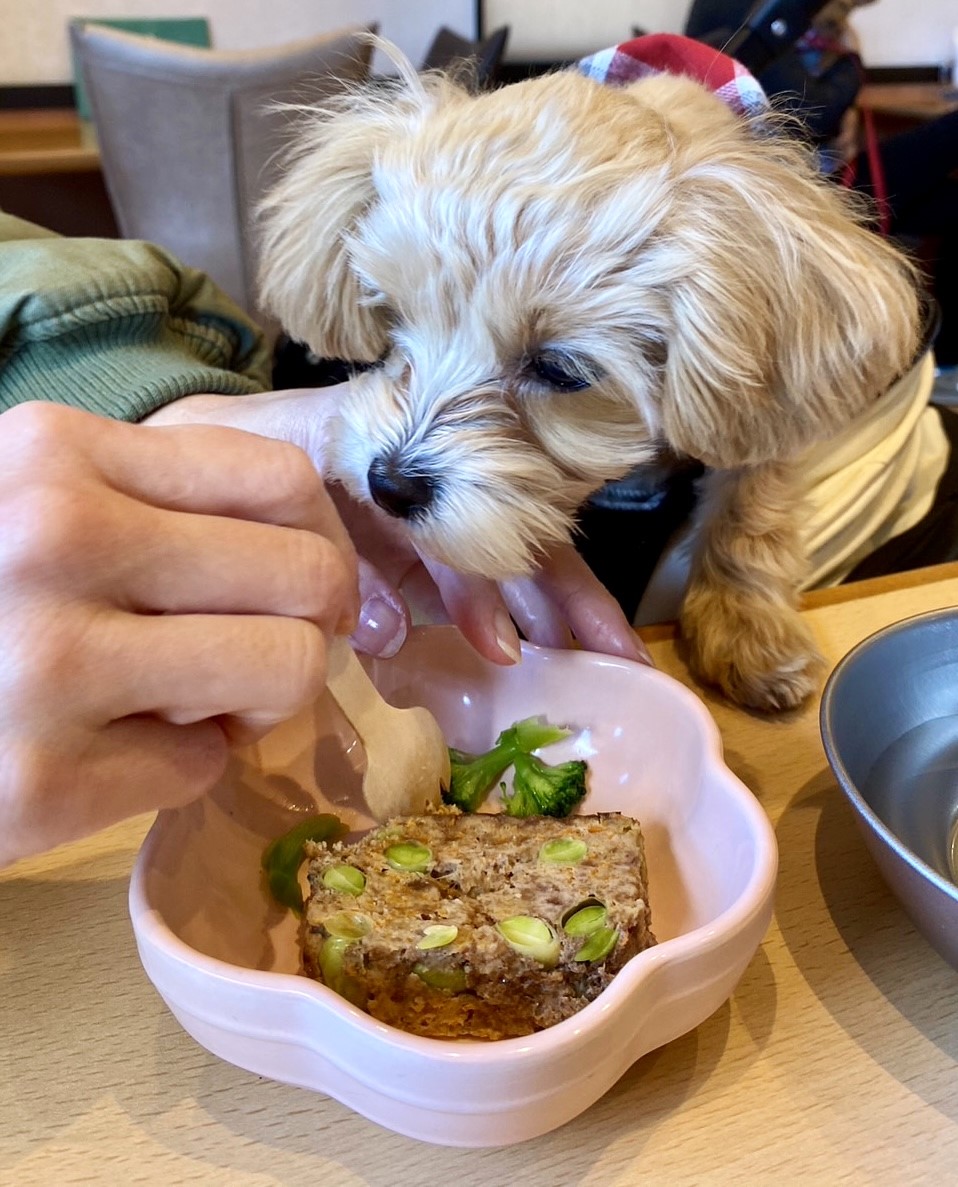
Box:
3;566;958;1184
858;81;958;130
0;108;100;176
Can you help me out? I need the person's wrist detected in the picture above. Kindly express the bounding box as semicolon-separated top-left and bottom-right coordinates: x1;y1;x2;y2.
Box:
140;393;237;426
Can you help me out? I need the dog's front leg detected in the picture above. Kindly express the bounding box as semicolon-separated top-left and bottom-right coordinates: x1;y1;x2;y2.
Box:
680;461;825;711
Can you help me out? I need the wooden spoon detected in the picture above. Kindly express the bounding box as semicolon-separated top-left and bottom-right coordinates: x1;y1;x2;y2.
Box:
325;636;450;821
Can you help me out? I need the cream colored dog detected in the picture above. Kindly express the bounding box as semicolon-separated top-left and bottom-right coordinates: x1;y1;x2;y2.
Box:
257;52;920;711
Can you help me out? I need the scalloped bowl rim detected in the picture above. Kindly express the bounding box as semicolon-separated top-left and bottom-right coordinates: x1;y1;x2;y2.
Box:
129;628;777;1140
131;815;773;1061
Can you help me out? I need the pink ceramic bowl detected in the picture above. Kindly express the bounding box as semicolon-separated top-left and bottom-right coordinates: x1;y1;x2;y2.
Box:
129;626;776;1147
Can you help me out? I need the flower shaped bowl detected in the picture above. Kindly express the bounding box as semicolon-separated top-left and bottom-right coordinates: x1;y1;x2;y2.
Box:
129;626;776;1147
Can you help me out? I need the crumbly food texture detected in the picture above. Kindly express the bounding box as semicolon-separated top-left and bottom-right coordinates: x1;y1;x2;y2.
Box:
302;809;655;1039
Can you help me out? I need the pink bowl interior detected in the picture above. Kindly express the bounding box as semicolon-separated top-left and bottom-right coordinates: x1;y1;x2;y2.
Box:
130;627;777;1144
138;627;772;985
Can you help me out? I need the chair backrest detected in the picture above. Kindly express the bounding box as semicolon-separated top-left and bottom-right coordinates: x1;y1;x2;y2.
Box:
71;24;375;329
421;25;510;87
70;17;213;120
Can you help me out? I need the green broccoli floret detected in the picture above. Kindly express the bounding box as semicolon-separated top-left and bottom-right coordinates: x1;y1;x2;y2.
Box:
443;717;572;813
500;750;589;819
445;747;508;813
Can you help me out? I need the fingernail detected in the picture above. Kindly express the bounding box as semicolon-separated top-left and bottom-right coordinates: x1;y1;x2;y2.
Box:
630;633;655;666
494;608;522;664
350;595;407;659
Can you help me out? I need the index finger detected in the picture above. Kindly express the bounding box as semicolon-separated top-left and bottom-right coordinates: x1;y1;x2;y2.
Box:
96;415;357;565
504;547;653;665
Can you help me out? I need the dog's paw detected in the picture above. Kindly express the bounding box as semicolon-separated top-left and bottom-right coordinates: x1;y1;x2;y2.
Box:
681;588;825;711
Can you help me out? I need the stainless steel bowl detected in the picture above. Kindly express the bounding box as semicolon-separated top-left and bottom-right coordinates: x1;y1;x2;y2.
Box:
820;607;958;970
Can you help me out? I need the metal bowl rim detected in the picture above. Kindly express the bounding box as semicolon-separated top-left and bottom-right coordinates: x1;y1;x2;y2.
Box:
820;606;958;904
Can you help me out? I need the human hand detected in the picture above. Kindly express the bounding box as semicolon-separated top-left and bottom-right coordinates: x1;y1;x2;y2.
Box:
146;388;652;667
0;402;358;865
329;488;653;666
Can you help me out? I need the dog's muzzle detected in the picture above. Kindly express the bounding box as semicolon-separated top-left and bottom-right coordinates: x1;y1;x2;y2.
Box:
367;455;437;519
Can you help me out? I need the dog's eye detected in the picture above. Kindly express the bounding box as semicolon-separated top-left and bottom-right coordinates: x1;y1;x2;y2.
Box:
529;352;593;392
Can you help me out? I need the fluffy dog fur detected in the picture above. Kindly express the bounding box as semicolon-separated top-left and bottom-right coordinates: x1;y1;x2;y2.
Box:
257;51;920;711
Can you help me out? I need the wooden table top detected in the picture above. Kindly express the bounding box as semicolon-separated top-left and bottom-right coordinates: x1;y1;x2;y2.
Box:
858;80;958;122
0;108;100;176
1;81;954;179
3;565;958;1183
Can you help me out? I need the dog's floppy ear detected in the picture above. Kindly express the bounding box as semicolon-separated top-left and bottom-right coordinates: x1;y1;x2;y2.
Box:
256;62;434;361
656;131;921;468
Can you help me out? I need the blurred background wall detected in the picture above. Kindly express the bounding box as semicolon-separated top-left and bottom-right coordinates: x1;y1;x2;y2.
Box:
0;0;474;85
485;0;956;70
2;0;955;86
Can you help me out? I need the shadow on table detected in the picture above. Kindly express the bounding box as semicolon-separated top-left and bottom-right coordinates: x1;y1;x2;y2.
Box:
120;945;775;1183
0;816;778;1181
774;768;958;1122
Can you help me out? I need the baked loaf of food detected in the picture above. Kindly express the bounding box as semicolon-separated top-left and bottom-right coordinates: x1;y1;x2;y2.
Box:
302;808;655;1039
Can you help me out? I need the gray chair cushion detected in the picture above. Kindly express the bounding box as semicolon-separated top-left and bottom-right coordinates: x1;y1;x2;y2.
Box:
71;24;375;328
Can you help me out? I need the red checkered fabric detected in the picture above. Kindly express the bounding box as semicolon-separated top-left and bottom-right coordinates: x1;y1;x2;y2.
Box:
577;33;768;118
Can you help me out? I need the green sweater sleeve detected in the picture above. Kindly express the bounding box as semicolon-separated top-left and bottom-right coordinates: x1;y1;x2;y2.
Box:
0;213;273;421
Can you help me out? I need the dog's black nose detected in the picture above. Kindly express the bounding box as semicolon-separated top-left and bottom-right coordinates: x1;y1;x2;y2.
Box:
367;456;436;519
